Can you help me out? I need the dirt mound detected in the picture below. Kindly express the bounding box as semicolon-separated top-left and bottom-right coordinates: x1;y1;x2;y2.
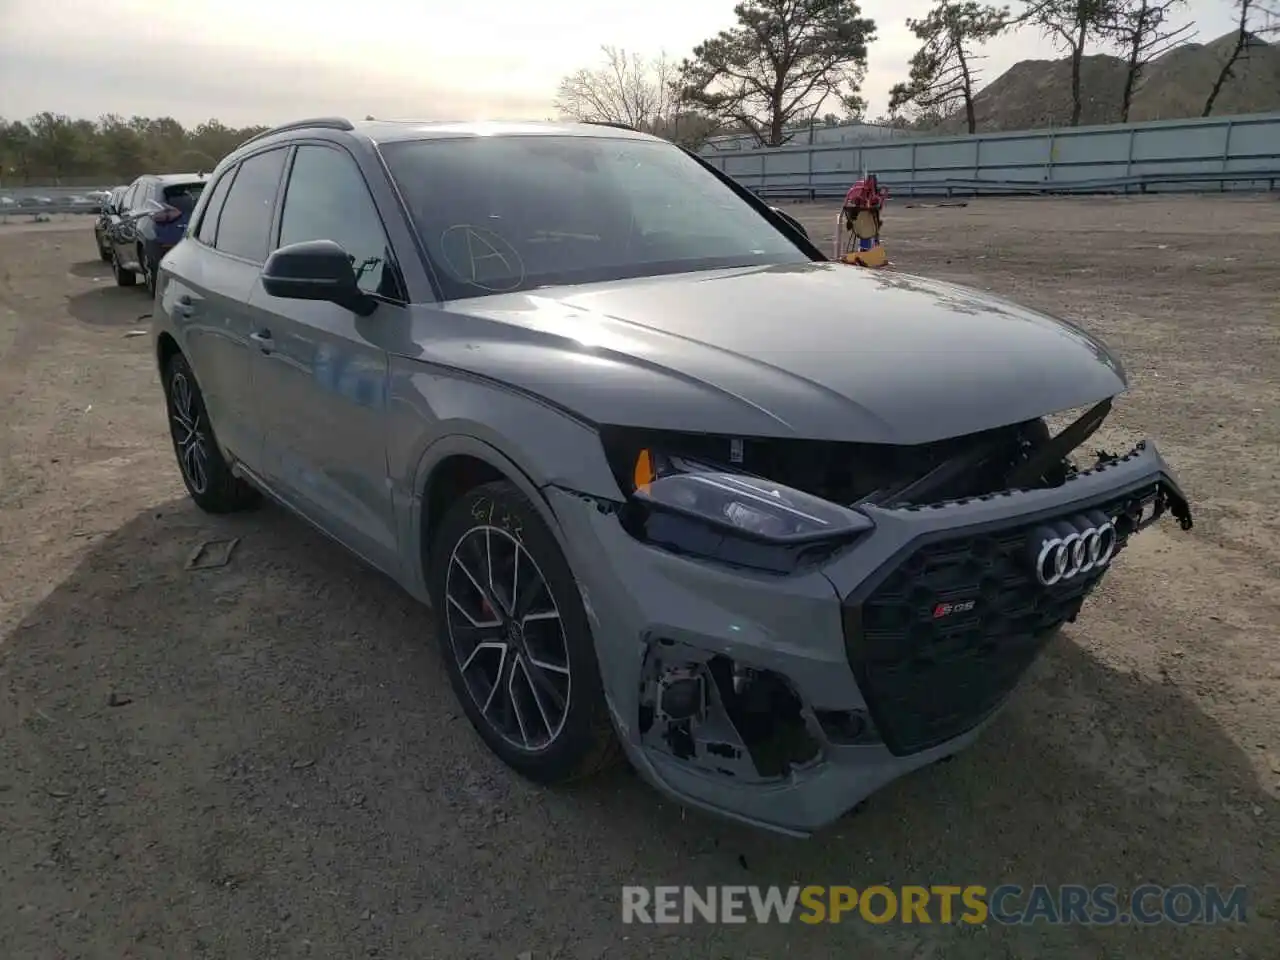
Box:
932;30;1280;133
937;54;1129;133
1131;31;1280;120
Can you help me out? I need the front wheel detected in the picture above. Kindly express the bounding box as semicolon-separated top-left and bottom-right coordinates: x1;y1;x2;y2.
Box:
430;480;621;784
163;352;259;513
111;248;136;287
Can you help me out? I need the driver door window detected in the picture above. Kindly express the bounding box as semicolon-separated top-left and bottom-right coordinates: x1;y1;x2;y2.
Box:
276;145;401;300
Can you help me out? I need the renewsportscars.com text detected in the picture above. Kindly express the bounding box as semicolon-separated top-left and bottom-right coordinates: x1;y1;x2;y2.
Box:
621;884;1248;926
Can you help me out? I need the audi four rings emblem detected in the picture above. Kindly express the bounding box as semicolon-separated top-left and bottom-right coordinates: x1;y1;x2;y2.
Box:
1028;511;1118;586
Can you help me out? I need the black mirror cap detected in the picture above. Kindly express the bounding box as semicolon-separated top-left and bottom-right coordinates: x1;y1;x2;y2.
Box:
770;206;809;240
261;239;376;316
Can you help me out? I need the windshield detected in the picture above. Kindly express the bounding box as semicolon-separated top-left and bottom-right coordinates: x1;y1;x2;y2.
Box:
379;135;810;300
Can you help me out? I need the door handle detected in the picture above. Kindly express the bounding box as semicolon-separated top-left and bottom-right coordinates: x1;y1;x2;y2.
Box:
249;330;275;353
174;294;195;318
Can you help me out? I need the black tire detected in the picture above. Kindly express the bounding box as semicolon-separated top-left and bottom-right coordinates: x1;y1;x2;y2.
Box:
430;480;621;784
140;245;156;296
111;248;136;287
97;233;112;263
163;352;259;513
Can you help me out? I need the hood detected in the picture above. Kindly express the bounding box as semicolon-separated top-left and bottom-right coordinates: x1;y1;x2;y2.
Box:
419;261;1127;445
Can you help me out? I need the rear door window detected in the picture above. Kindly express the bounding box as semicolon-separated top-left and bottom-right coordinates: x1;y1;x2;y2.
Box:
213;147;288;262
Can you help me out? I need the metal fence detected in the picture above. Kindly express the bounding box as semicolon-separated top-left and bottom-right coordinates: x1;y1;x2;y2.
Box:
6;114;1279;217
699;112;1280;198
703;120;915;152
0;185;112;221
0;203;103;222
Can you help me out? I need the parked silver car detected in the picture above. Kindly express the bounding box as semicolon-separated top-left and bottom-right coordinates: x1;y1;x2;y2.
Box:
150;118;1194;836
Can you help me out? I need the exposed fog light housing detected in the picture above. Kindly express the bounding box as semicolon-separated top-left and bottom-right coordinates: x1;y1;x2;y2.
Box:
640;641;825;781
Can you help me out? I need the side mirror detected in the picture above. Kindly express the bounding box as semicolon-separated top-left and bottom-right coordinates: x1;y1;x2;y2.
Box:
261;239;377;316
770;206;809;239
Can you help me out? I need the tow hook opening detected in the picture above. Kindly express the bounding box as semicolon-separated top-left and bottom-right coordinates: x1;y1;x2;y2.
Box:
638;639;823;781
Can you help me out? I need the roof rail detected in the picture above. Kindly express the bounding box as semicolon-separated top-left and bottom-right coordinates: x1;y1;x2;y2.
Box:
238;116;355;148
581;120;639;132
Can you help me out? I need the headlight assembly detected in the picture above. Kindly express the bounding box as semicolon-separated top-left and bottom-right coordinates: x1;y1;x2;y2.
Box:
616;447;873;573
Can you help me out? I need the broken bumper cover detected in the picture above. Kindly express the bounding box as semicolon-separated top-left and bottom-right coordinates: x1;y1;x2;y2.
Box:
546;441;1192;836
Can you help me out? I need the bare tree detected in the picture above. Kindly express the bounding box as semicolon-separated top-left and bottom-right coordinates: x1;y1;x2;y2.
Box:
1203;0;1257;116
677;0;877;147
1103;0;1195;121
1258;1;1278;33
555;46;681;132
1024;0;1118;126
889;2;1010;133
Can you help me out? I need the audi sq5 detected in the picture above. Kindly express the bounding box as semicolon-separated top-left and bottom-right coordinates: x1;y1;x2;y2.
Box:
149;117;1194;836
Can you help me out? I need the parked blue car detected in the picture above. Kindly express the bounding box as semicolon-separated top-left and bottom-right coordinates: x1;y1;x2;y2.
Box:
107;173;208;294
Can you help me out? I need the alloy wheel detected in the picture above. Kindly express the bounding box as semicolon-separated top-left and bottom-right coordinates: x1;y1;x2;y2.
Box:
444;525;571;752
168;371;210;495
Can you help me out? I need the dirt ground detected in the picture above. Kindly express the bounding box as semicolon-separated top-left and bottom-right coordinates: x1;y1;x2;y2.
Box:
1;196;1277;959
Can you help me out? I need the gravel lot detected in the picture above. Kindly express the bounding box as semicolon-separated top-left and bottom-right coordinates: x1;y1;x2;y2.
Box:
1;196;1277;959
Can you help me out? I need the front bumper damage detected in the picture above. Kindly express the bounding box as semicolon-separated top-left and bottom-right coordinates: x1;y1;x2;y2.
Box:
546;441;1193;837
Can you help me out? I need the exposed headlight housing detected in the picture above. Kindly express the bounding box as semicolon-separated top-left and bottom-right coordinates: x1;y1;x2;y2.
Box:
614;446;873;574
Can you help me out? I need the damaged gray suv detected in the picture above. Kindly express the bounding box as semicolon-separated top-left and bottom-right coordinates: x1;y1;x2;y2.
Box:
151;118;1194;836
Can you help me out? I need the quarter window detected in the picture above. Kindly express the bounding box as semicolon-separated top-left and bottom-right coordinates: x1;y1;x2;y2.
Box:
195;168;236;246
277;145;400;299
213;147;288;262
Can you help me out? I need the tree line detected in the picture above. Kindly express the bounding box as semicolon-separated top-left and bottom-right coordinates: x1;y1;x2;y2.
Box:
0;114;269;187
555;0;1278;146
2;0;1275;184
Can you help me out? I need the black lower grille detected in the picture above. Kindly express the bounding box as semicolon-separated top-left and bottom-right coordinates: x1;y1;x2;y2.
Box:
843;486;1156;756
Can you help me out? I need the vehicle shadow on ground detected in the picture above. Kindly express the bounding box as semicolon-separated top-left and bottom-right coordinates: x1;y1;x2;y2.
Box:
67;259;111;279
1;499;1275;959
65;283;153;328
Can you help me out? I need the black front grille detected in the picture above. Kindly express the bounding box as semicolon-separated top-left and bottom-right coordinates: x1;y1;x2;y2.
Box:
843;486;1156;756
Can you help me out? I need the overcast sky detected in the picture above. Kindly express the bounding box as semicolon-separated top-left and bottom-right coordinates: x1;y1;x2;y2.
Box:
0;0;1242;128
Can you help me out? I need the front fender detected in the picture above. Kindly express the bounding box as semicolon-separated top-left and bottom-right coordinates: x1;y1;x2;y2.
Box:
389;360;626;599
403;434;564;602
